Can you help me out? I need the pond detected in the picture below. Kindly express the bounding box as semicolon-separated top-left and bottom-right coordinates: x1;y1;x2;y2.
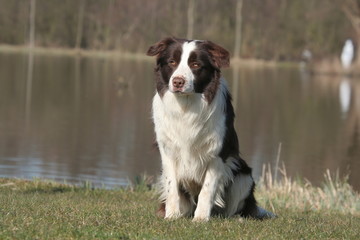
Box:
0;51;359;190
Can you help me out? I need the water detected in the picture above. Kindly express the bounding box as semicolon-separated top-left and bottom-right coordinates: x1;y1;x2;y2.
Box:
0;52;359;190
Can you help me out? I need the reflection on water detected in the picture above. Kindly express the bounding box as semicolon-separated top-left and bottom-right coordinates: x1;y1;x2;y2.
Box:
0;53;159;187
339;78;351;117
0;52;359;190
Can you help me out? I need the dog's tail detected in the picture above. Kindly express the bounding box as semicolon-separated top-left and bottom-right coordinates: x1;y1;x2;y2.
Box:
253;206;277;219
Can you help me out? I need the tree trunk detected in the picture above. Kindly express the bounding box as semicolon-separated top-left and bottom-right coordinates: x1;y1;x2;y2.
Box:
187;0;195;39
29;0;36;49
105;0;114;50
233;0;243;60
355;35;360;65
75;0;86;50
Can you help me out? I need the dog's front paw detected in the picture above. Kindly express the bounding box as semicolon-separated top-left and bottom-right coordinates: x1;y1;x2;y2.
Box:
193;208;210;222
192;215;210;222
165;200;182;220
165;210;182;220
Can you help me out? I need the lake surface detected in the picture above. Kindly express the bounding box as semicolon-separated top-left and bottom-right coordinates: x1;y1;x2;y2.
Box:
0;52;359;190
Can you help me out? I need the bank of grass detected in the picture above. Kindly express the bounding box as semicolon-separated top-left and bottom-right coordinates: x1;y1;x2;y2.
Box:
0;44;299;68
0;169;359;240
257;164;360;216
0;44;150;61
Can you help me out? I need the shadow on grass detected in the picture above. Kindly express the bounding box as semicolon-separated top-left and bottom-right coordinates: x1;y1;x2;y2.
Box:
23;186;74;194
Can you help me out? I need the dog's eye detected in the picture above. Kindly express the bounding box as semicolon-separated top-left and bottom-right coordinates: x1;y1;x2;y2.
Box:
190;62;201;69
169;59;177;66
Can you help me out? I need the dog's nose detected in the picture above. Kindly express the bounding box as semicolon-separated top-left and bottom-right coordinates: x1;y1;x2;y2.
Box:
172;77;185;89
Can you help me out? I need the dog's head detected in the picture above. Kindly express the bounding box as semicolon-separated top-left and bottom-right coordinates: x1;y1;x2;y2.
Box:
147;37;229;101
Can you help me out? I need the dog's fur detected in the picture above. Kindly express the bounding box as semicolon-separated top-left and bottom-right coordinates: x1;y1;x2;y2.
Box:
147;37;275;221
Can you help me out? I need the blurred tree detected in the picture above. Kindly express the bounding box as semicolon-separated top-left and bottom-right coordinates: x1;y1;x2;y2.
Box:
29;0;36;49
187;0;195;39
0;0;354;61
75;0;86;50
233;0;243;59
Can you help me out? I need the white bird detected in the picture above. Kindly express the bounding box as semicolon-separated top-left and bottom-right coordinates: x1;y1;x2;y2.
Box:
301;49;312;62
341;39;354;70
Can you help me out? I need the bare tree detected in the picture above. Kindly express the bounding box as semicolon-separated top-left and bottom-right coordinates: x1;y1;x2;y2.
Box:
29;0;36;49
341;0;360;65
105;0;114;49
187;0;195;39
75;0;86;50
233;0;243;59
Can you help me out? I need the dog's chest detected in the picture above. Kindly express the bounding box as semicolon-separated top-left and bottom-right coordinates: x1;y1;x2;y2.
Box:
153;91;226;180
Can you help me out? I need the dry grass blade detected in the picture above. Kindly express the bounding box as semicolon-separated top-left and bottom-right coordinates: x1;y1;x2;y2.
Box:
257;163;360;215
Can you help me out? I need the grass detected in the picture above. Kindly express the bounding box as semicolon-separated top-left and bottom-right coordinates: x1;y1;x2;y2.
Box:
258;164;360;215
0;170;359;240
0;44;151;61
0;44;299;68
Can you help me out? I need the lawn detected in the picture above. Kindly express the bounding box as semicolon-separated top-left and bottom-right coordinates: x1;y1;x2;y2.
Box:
0;172;359;240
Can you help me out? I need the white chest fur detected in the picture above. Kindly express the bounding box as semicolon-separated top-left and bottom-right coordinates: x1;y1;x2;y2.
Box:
152;79;227;183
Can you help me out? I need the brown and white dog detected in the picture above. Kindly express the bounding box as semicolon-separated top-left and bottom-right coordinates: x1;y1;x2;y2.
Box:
147;37;275;221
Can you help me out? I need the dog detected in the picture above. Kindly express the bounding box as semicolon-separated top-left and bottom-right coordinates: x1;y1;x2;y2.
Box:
147;37;275;221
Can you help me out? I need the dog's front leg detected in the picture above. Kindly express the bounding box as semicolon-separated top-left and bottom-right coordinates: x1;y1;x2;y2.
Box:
162;156;194;219
159;145;183;219
193;158;224;222
164;171;182;219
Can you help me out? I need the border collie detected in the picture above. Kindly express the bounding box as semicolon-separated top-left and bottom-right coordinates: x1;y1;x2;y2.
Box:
147;37;275;222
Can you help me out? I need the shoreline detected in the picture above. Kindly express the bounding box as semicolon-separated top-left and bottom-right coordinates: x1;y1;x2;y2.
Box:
0;44;150;61
2;44;359;75
0;44;296;68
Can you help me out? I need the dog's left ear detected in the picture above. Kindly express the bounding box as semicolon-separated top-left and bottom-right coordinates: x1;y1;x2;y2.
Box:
203;41;230;68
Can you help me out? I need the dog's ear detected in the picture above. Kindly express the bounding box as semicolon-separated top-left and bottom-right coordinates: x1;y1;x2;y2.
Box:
146;37;176;57
203;41;230;68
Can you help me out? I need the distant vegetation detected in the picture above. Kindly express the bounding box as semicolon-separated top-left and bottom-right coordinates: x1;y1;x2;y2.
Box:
0;0;358;62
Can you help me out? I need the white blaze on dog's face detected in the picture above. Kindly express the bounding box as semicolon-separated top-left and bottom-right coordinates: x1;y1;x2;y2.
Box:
146;37;230;103
169;41;197;94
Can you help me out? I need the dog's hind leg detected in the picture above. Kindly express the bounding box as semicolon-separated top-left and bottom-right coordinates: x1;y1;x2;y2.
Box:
226;173;276;219
157;193;194;218
225;173;255;217
179;190;195;217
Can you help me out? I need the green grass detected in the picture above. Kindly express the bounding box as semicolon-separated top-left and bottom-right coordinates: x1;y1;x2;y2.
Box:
0;44;151;61
0;174;359;240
